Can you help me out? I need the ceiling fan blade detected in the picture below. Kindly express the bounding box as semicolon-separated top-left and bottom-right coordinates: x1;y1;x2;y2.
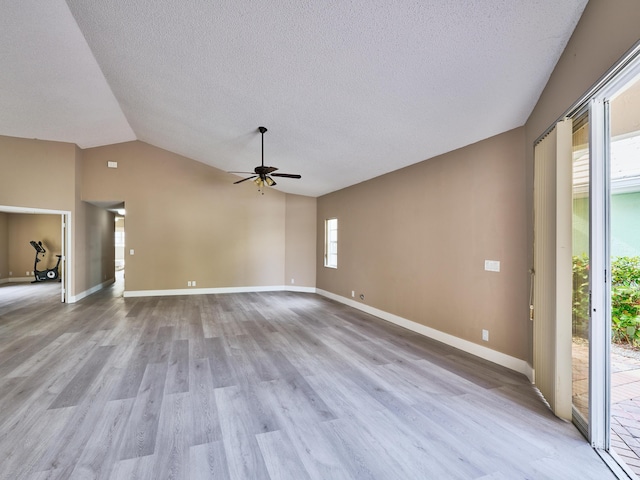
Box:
264;166;278;174
233;175;258;184
270;173;301;179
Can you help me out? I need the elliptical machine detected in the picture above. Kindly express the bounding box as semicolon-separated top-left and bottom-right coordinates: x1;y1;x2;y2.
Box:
29;240;62;282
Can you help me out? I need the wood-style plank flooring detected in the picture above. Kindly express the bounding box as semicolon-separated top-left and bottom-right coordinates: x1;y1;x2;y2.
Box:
0;281;616;479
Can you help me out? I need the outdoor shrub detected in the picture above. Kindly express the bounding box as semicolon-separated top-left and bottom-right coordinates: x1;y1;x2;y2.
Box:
572;253;590;339
611;256;640;346
572;255;640;346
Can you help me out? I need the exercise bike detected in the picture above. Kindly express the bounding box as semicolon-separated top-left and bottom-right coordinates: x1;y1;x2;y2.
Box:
29;240;62;282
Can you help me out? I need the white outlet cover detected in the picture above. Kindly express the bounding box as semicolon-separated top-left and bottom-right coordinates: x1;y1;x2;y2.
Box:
107;161;118;168
192;281;196;286
482;329;489;341
129;249;134;255
484;260;500;272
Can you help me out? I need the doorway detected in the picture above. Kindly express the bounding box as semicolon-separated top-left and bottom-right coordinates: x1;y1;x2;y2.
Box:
114;213;125;292
0;205;71;303
568;50;640;475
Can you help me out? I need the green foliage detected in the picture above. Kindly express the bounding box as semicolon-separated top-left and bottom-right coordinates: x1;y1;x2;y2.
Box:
572;255;640;346
611;256;640;346
572;253;590;339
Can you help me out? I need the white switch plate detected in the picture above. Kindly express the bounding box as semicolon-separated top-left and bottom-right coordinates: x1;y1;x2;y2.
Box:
192;281;196;287
129;249;134;255
482;329;489;341
187;281;192;287
107;161;118;168
484;260;500;272
351;291;355;298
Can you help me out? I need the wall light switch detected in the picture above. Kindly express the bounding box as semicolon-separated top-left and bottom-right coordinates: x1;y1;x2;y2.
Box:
107;161;118;168
484;260;500;272
129;249;134;255
482;329;489;341
192;281;196;287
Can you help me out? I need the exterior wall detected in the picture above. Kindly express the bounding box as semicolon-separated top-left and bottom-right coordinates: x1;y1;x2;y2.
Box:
611;192;640;257
317;128;528;360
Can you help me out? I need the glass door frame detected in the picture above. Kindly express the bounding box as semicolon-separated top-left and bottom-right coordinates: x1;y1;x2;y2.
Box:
581;51;640;455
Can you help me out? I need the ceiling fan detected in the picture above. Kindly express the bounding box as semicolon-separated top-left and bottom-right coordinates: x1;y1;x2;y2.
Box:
229;126;301;192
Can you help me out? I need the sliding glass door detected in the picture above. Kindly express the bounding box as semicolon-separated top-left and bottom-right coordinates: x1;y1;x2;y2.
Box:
571;111;590;434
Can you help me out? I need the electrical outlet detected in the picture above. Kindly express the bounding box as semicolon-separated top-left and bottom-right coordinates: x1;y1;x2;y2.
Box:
484;260;500;272
482;329;489;341
351;291;355;298
291;278;295;284
187;281;192;287
192;281;196;287
26;271;30;276
9;271;12;276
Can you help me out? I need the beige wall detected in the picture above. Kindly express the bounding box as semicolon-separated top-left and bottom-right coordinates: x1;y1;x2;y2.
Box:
317;128;528;360
1;135;118;296
1;134;316;297
285;194;317;288
74;201;115;293
0;136;76;211
8;213;61;277
0;213;8;280
81;141;315;292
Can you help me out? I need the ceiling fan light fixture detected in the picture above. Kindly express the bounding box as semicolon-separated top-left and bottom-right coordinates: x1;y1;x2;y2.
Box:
230;126;301;193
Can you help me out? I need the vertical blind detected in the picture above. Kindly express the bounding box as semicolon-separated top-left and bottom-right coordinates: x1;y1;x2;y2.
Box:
533;119;573;420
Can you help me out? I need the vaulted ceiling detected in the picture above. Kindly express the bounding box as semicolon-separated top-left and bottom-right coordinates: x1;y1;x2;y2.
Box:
1;1;588;197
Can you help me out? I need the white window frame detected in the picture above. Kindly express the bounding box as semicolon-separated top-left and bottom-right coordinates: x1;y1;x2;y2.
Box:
324;218;338;268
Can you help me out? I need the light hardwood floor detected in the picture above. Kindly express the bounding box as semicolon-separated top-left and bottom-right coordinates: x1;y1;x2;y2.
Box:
0;281;616;479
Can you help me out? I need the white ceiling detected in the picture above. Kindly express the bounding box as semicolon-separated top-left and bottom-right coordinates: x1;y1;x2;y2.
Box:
1;1;587;197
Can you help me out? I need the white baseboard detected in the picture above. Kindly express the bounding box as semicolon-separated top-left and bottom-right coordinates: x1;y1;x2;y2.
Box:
316;289;534;382
69;278;114;303
123;285;317;298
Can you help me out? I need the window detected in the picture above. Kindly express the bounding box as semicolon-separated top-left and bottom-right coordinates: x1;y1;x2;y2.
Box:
324;218;338;268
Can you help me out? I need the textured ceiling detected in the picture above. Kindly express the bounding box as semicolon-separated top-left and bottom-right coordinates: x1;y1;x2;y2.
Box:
1;1;587;197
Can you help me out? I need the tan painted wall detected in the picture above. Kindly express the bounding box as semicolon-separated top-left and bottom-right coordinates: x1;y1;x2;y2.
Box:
8;213;62;276
285;194;317;288
0;213;8;280
74;201;115;293
0;136;76;211
81;141;296;292
1;135;120;296
524;0;640;361
317;128;528;360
